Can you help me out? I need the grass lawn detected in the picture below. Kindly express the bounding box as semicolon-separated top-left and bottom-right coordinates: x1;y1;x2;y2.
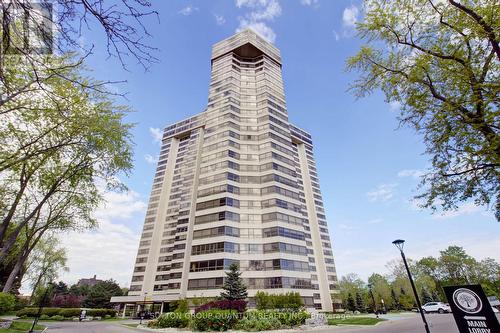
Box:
328;317;386;326
0;321;45;333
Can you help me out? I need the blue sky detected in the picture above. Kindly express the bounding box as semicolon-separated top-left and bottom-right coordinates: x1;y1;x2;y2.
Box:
57;0;499;287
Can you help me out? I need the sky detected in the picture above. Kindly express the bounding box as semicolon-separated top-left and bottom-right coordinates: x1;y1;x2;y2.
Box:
51;0;499;289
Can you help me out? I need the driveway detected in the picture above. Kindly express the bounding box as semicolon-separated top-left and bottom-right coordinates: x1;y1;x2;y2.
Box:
44;320;142;333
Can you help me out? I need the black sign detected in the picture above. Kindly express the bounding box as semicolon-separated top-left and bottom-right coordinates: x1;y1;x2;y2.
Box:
444;285;500;333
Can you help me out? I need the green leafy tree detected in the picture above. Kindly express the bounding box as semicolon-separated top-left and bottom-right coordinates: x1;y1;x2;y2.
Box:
0;54;134;292
355;292;365;312
368;273;393;309
220;263;247;301
421;288;433;304
431;290;441;302
348;0;500;220
346;293;356;312
68;284;90;297
391;288;401;311
339;273;366;310
0;292;16;314
83;279;122;309
24;237;68;297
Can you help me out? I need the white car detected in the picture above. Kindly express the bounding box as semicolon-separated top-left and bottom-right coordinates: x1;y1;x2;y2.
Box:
422;302;451;314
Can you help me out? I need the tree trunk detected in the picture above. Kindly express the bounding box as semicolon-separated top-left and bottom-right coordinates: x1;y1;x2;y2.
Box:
2;251;26;292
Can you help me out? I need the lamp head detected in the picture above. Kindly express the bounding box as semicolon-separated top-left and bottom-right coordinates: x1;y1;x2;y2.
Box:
392;239;405;251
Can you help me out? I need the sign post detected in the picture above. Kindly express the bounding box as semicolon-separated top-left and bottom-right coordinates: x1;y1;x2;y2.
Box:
444;284;500;333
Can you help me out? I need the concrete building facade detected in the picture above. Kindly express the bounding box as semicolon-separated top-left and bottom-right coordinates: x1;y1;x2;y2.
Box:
112;30;341;312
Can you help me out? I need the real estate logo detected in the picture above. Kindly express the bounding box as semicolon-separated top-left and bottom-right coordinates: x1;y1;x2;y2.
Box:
453;288;483;314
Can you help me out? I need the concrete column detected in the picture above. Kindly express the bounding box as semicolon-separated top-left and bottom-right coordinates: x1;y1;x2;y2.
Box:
122;304;127;318
160;302;164;314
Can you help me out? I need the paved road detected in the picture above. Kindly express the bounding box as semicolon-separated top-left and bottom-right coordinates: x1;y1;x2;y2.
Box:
44;320;142;333
42;313;500;333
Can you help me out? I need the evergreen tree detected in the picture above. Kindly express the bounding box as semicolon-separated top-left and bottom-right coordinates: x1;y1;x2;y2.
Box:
346;293;355;312
431;290;441;302
220;263;247;301
421;288;433;304
355;292;365;312
391;288;400;311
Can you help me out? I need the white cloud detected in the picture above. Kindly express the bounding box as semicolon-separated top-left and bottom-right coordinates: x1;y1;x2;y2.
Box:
144;154;158;165
433;203;484;220
338;223;358;231
367;218;383;224
398;169;425;179
367;183;397;202
237;20;277;43
235;0;281;43
389;100;401;112
149;127;163;145
332;29;340;41
55;187;147;288
178;5;199;16
214;14;226;25
95;190;147;220
300;0;318;6
342;5;359;28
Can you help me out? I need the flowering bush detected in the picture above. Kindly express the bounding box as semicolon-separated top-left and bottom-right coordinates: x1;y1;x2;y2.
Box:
194;299;246;314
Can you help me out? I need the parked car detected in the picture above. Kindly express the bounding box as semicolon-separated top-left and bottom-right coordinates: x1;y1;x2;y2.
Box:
422;302;451;314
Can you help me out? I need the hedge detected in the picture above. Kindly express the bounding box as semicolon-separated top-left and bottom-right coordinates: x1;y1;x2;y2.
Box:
16;307;117;318
194;300;247;314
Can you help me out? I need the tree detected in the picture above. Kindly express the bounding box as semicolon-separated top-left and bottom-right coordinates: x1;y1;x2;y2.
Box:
421;288;433;304
24;238;68;296
355;292;365;312
339;273;366;310
220;263;247;301
368;273;393;309
346;293;356;312
348;0;500;221
0;54;134;292
438;246;477;284
83;280;123;309
391;288;401;311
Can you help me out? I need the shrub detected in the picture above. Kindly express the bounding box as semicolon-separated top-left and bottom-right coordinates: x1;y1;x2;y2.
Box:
244;310;310;327
194;299;246;314
276;310;310;326
147;319;158;327
40;314;50;320
235;316;282;331
155;312;190;328
191;309;239;331
0;292;16;314
59;308;81;318
14;296;29;311
169;299;189;313
15;307;115;318
50;315;65;321
254;291;303;311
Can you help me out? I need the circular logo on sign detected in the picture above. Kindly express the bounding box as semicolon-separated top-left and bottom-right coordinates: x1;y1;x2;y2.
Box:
452;288;482;314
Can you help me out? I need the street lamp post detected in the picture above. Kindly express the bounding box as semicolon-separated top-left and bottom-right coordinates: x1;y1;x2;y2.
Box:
392;239;431;333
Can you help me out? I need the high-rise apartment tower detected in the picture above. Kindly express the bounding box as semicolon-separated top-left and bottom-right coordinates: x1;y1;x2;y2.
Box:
112;30;341;312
